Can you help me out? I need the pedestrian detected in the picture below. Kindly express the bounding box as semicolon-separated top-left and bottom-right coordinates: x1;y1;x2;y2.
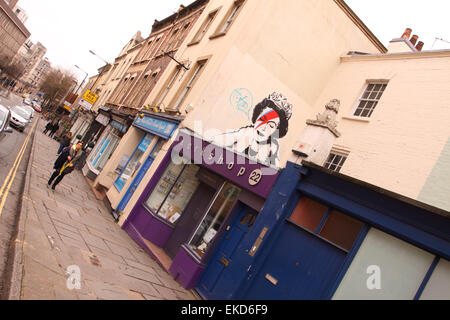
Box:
57;131;72;155
49;120;60;138
43;119;53;135
48;142;83;191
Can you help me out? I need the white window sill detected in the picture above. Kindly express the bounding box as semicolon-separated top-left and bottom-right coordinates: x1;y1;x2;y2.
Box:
342;116;371;123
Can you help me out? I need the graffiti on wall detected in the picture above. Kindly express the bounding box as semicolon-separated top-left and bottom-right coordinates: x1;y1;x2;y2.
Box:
230;88;253;120
215;92;293;168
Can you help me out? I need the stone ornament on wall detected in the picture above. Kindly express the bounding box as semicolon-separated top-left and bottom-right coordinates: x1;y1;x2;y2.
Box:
306;99;341;137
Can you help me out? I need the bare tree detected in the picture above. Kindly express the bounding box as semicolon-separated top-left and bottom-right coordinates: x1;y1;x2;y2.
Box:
39;67;77;111
0;54;26;88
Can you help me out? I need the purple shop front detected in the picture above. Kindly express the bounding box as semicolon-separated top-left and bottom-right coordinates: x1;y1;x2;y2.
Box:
122;130;279;289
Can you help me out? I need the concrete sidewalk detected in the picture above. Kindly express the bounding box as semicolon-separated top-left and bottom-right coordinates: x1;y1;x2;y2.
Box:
9;118;198;300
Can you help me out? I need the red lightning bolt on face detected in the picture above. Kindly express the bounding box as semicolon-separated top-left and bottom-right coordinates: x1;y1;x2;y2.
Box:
256;109;279;130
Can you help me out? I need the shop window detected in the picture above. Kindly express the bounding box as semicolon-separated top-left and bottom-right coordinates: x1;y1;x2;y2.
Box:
290;198;328;233
189;182;241;258
145;163;201;224
289;197;364;252
115;134;154;192
88;126;122;173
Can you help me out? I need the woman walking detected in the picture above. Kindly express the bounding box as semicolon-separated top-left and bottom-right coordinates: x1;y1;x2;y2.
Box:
48;142;83;191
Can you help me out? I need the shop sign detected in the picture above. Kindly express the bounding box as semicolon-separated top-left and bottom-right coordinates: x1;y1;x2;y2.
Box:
82;90;99;105
79;99;93;111
110;120;128;133
174;132;279;198
95;113;110;127
138;134;153;152
134;114;178;140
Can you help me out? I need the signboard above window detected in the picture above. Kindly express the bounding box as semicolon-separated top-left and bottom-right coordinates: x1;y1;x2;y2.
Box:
133;114;179;140
110;120;128;133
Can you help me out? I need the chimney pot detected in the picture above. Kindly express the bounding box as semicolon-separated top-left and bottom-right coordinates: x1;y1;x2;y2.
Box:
410;35;419;46
415;41;424;51
401;28;412;39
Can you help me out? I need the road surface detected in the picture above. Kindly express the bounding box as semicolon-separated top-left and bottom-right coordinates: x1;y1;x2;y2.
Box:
0;92;35;298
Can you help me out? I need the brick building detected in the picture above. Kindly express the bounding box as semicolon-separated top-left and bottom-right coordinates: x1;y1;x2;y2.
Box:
107;0;208;113
0;0;29;59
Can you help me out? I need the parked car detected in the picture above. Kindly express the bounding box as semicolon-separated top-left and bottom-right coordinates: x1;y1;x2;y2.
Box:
31;101;42;113
23;97;32;105
0;105;13;141
22;104;35;118
9;106;31;132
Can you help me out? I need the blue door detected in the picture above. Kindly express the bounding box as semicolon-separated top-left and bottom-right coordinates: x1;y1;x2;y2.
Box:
196;204;258;300
242;221;347;300
116;139;162;214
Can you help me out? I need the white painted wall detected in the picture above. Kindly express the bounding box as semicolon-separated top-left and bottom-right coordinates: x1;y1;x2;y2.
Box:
420;258;450;300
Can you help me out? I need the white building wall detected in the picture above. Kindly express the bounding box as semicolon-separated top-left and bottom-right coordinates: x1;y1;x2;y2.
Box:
332;228;435;300
420;258;450;300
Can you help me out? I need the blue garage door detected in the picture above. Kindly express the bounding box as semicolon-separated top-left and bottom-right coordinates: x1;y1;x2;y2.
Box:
243;197;365;300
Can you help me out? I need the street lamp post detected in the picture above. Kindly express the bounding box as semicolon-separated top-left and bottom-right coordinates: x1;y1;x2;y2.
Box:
89;50;110;91
79;50;112;156
74;65;88;95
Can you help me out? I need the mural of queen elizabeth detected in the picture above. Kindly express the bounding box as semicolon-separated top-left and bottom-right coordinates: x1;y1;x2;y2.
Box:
213;92;293;168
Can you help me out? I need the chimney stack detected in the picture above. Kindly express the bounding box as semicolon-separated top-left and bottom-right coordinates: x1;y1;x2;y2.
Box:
388;28;424;53
410;35;419;46
401;28;412;40
415;41;424;51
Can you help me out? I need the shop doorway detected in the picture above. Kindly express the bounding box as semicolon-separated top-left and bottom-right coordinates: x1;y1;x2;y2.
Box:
164;183;216;259
240;197;365;300
196;203;258;300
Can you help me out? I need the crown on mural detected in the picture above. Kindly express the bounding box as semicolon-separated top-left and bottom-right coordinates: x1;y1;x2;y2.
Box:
267;92;293;120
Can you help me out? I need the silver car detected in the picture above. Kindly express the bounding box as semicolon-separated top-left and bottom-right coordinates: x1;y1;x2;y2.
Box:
21;104;35;118
0;105;13;142
9;106;31;132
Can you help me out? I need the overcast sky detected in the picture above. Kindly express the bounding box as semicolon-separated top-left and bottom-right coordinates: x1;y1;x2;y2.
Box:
17;0;450;83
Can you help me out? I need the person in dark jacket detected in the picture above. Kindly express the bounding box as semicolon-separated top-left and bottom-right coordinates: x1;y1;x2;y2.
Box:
48;142;83;191
49;120;60;138
57;132;72;155
43;120;54;135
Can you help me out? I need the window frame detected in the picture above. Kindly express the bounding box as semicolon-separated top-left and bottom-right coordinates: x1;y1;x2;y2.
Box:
210;0;245;39
287;196;365;253
143;163;203;226
142;38;155;61
324;150;349;173
153;65;182;108
135;71;159;107
114;133;156;192
188;8;220;46
175;22;191;48
168;58;208;111
187;182;242;259
352;80;389;118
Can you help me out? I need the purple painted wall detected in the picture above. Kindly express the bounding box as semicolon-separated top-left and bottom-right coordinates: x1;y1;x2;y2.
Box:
175;131;280;199
122;131;280;290
169;245;205;289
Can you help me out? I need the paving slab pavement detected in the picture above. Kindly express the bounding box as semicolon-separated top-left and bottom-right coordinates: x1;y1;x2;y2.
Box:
8;118;199;300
